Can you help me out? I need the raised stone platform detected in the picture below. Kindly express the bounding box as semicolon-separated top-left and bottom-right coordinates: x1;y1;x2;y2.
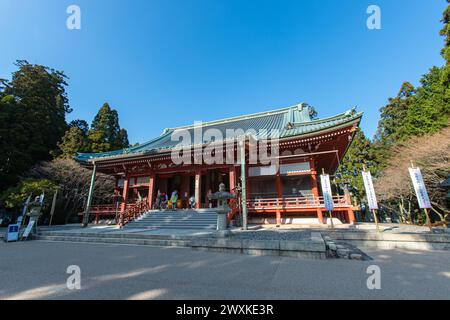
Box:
34;225;327;259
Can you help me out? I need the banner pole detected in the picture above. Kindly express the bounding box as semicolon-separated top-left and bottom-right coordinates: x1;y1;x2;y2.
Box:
424;208;432;232
372;209;380;233
328;210;334;229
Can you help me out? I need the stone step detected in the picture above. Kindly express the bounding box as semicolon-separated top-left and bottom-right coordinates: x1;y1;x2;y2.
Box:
144;211;218;215
136;219;217;223
131;221;217;225
142;215;217;220
37;235;191;247
126;210;219;230
37;231;205;240
141;214;217;218
125;225;217;230
140;216;217;220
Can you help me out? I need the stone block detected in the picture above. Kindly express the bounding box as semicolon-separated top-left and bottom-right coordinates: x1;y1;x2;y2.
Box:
280;240;326;252
349;253;363;260
242;239;279;250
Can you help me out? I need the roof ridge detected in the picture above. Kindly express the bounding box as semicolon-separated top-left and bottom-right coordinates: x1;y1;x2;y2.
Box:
166;103;305;131
289;107;360;128
126;130;173;153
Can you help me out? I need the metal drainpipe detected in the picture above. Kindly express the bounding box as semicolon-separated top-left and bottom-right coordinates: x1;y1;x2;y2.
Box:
239;140;248;230
82;162;97;228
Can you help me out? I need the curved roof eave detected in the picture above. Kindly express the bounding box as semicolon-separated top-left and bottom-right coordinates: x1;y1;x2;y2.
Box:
76;110;363;165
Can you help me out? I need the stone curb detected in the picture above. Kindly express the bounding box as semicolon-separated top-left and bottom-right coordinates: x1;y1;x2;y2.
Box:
323;230;450;251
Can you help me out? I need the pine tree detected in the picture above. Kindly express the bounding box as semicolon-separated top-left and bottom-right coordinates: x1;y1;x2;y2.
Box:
87;103;129;152
57;126;89;159
117;128;130;149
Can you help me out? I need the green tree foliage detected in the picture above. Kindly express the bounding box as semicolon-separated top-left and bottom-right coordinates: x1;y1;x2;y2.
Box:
440;0;450;84
370;2;450;221
402;67;449;137
373;1;450;167
374;82;415;153
69;119;89;135
0;61;70;191
335;130;377;201
0;179;57;210
87;103;129;153
57;126;90;159
57;104;130;158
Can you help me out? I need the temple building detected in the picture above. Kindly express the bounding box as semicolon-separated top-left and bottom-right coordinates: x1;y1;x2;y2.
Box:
75;103;362;227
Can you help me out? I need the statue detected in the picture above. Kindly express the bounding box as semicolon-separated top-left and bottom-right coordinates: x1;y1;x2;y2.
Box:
26;196;43;236
208;183;236;231
27;196;43;219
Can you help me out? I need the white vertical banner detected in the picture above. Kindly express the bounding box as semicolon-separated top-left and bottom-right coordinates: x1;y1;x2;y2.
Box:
362;171;378;210
320;174;334;211
409;167;432;209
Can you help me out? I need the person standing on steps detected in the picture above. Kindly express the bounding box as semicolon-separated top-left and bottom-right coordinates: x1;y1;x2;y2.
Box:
154;190;161;210
189;195;196;209
170;190;178;211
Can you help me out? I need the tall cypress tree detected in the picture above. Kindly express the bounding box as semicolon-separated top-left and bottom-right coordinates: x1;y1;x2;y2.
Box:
87;103;129;153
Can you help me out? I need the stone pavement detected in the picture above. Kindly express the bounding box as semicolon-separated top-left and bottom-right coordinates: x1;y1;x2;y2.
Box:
0;240;449;300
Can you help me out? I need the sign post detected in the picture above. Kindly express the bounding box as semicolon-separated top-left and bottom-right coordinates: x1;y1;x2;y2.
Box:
362;167;380;232
20;194;32;229
320;171;334;229
409;162;432;232
49;189;58;226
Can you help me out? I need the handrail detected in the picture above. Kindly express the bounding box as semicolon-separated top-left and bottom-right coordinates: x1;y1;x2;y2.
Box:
119;200;150;227
227;198;239;226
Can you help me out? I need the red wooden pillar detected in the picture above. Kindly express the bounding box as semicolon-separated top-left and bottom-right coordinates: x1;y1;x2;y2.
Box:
120;176;130;214
310;158;324;224
275;172;283;226
131;177;138;202
245;166;251;201
195;170;202;209
229;166;236;193
346;209;355;224
148;173;155;209
227;166;237;225
180;174;190;207
113;178;119;202
344;190;355;224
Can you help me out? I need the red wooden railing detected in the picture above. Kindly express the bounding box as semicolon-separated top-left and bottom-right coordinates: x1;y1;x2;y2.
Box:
226;198;239;225
119;200;151;227
247;195;350;211
81;202;149;225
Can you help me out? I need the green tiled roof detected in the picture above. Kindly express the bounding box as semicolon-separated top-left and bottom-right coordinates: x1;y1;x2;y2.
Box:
75;103;362;163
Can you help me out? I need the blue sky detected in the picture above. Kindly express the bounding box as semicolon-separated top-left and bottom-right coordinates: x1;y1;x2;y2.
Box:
0;0;446;144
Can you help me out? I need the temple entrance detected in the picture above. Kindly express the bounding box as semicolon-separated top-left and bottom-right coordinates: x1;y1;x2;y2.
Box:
202;169;230;208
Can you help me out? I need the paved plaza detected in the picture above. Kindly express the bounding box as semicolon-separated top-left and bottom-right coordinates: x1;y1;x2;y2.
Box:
0;240;449;300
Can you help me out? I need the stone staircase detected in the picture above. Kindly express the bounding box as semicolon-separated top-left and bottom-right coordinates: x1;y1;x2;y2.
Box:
124;210;218;230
